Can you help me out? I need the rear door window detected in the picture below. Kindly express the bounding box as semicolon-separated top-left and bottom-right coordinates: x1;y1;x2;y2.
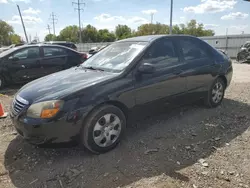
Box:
43;47;67;57
179;39;209;61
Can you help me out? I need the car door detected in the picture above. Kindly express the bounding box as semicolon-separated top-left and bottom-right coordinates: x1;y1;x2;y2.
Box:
40;46;68;76
177;37;215;99
134;37;187;107
6;46;43;83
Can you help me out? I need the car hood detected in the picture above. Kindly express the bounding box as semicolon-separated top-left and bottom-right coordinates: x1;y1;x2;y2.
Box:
17;67;118;103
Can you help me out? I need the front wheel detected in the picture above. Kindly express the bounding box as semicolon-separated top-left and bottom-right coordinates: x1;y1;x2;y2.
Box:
80;105;126;154
204;78;226;108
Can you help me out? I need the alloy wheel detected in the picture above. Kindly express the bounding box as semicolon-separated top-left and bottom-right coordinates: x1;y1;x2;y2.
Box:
212;82;224;104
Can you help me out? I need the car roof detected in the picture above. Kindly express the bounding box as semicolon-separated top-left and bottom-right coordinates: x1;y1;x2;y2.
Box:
43;41;75;44
11;43;76;51
117;34;194;43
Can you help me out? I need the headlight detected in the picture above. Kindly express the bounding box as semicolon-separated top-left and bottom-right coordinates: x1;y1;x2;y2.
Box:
26;100;64;119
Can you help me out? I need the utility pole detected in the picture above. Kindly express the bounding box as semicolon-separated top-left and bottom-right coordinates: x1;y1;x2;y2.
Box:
50;12;57;35
169;0;173;34
72;0;85;43
150;13;154;24
17;5;29;43
47;24;51;34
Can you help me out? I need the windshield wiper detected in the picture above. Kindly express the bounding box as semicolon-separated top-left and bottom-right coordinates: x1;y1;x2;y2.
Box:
83;66;104;71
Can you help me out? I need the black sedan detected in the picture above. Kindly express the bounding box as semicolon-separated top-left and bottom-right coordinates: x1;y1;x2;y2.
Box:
10;35;233;154
0;44;87;89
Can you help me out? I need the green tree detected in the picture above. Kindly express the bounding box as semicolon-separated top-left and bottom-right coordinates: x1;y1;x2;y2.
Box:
9;34;21;44
174;20;215;36
0;20;14;46
44;34;57;41
136;23;169;36
58;25;79;42
97;29;116;42
134;20;214;37
115;25;132;40
82;25;99;42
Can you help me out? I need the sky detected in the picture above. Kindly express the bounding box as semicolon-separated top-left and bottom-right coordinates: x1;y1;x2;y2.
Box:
0;0;250;42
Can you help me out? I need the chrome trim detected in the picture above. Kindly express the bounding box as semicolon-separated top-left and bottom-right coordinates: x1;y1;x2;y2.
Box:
11;95;29;116
16;95;29;105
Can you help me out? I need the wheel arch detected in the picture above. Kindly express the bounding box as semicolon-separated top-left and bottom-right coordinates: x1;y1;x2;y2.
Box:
218;75;228;87
82;100;129;125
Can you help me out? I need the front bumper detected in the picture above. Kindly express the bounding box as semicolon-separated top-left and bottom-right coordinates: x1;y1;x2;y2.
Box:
10;109;85;145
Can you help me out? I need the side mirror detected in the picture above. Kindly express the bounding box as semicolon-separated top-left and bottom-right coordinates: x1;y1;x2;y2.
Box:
8;56;19;61
138;63;155;74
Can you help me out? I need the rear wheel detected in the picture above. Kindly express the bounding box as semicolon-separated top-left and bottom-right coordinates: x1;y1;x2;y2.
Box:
80;105;126;154
205;78;226;108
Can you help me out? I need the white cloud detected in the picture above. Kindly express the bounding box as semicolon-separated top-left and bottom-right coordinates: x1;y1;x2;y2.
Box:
230;25;249;30
23;7;41;14
204;24;219;28
7;15;42;25
94;13;147;24
141;9;158;15
93;13;149;31
94;14;125;22
221;12;249;20
0;0;8;3
183;0;237;14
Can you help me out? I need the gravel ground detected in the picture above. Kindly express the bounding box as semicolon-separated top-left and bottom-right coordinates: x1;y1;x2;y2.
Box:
0;63;250;188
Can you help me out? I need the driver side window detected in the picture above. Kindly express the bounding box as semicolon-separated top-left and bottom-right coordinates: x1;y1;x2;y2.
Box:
12;47;40;60
143;39;179;69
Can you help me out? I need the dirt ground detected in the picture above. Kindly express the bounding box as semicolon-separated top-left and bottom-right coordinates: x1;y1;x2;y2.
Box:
1;63;250;188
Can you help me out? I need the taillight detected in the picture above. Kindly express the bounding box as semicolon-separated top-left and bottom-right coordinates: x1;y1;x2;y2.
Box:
80;53;87;63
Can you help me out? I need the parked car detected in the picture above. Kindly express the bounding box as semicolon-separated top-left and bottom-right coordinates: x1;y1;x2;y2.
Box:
10;35;233;154
43;41;78;51
0;44;87;89
237;41;250;63
88;45;108;56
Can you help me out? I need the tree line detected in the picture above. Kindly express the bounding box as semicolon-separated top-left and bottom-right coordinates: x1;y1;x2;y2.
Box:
45;19;215;43
0;20;22;46
0;19;215;46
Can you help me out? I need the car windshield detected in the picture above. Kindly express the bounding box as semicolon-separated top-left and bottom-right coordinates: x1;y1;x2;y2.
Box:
82;41;147;72
0;47;19;58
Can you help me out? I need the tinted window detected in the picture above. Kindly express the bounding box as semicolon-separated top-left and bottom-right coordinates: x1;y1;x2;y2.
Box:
179;39;208;61
43;47;67;57
12;47;40;60
143;39;179;68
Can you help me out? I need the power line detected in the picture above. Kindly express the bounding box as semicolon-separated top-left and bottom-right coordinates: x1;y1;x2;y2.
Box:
72;0;85;43
47;24;51;34
50;12;57;35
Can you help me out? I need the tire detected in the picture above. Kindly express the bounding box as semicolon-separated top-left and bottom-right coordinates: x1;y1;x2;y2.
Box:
204;78;226;108
80;105;126;154
0;75;5;90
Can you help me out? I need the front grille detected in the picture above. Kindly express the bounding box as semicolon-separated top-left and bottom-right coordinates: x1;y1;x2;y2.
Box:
12;95;29;116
